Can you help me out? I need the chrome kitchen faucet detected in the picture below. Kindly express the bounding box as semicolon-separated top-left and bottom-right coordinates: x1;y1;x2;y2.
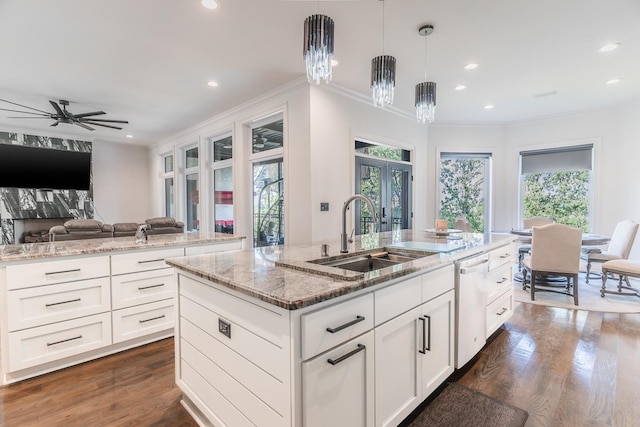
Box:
341;194;378;253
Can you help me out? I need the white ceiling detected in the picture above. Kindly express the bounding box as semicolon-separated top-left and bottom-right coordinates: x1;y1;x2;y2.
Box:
1;0;639;145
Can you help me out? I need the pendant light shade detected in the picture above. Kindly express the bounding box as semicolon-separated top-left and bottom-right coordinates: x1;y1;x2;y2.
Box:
416;24;436;124
303;14;334;84
415;81;436;123
371;55;396;107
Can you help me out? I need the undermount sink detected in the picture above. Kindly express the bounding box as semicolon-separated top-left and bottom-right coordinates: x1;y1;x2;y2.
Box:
307;249;433;273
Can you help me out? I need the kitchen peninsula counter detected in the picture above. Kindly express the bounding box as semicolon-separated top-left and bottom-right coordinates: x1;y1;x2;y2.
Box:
165;229;516;310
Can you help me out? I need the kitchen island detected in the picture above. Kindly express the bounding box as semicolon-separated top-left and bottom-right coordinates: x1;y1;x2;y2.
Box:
166;230;517;427
0;232;244;385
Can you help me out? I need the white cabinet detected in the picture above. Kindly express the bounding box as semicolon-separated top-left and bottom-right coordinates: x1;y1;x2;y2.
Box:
374;266;455;427
485;243;515;337
303;331;375;427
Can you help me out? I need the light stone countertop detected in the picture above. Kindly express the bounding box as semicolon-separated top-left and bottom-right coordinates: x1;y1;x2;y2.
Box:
165;229;517;310
0;232;246;263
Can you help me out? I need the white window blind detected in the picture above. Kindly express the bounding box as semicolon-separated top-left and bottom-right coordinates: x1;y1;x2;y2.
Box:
520;144;593;174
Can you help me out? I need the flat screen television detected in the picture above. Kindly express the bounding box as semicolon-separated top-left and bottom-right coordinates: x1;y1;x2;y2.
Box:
0;143;92;191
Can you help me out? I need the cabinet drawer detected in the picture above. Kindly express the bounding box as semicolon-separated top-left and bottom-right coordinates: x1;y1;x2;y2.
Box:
6;256;110;290
488;243;516;271
184;240;242;255
8;312;112;371
486;262;513;304
486;290;513;337
301;292;374;360
111;268;175;309
111;248;184;275
422;264;455;303
112;300;174;343
7;277;111;331
375;275;421;326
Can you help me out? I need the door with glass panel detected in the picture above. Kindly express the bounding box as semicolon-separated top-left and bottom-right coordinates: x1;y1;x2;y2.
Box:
355;156;412;235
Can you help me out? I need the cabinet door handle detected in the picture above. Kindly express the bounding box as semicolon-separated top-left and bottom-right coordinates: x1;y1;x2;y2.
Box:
45;268;81;276
496;277;508;284
139;314;166;323
45;298;81;307
327;344;366;365
418;315;431;354
326;315;365;333
137;283;165;290
47;335;82;346
138;259;165;264
500;253;511;258
496;308;508;316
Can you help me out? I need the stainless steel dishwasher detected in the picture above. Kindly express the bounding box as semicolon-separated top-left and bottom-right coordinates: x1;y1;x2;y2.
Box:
455;252;490;368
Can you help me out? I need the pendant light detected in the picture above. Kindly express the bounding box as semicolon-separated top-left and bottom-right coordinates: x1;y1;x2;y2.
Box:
415;24;436;123
371;0;396;107
303;10;335;84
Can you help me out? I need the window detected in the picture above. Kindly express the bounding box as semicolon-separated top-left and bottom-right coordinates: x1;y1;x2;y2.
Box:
354;140;412;234
519;144;593;231
250;115;284;247
438;152;492;233
208;133;233;234
184;146;199;232
162;153;174;218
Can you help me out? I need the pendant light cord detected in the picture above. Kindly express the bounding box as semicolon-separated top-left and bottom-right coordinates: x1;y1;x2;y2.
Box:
424;33;428;81
382;0;385;54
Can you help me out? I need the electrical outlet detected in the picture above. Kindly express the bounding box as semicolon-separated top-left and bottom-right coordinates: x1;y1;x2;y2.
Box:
218;318;231;338
320;202;329;211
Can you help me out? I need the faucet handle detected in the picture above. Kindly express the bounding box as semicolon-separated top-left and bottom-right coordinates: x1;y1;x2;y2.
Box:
348;228;354;243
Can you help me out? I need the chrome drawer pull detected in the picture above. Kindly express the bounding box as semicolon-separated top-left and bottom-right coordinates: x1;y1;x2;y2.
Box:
326;315;365;333
45;268;81;276
47;335;82;346
45;298;81;307
496;277;508;284
139;314;166;323
500;253;511;258
496;307;508;316
137;283;165;290
327;344;365;365
137;259;165;264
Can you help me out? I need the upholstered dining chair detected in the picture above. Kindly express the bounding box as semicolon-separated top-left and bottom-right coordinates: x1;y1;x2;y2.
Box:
454;218;472;232
522;223;582;305
517;217;554;271
581;219;638;283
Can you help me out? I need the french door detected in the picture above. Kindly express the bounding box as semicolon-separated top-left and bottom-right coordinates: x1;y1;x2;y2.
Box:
355;157;412;234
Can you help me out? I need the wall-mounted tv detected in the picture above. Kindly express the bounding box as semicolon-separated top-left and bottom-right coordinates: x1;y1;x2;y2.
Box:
0;143;92;191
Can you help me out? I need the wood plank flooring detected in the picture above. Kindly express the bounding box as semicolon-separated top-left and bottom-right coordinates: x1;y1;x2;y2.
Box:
1;301;639;426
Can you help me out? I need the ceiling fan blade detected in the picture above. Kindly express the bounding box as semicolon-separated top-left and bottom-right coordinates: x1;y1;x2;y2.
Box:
49;100;66;117
83;121;123;130
0;98;51;115
74;122;95;131
81;118;129;124
0;108;50;117
7;116;52;119
72;111;106;119
50;121;59;127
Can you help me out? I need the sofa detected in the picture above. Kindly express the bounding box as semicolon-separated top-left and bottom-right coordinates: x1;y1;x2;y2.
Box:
49;217;185;241
49;219;114;241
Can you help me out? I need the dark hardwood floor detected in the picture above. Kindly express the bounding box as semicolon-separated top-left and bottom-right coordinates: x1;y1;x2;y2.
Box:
1;301;638;426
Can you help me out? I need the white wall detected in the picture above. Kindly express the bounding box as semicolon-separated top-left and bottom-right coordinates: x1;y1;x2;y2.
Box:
309;85;429;241
92;140;152;224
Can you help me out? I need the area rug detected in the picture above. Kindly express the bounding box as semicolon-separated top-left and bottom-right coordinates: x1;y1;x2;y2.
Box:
513;268;640;313
404;382;528;427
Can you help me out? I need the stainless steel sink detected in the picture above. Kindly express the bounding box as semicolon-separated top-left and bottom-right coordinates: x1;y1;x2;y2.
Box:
308;249;433;273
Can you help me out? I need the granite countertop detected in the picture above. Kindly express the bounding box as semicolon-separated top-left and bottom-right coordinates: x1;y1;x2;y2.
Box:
0;232;246;262
165;229;517;310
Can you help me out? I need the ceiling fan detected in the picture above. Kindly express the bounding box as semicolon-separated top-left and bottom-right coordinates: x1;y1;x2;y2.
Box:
0;98;128;131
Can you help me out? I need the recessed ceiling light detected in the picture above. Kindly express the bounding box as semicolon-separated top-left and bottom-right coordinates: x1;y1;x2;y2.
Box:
126;134;133;138
484;104;494;110
454;85;467;91
201;0;218;10
599;42;620;53
207;81;219;87
331;59;339;67
606;78;621;85
464;63;478;70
